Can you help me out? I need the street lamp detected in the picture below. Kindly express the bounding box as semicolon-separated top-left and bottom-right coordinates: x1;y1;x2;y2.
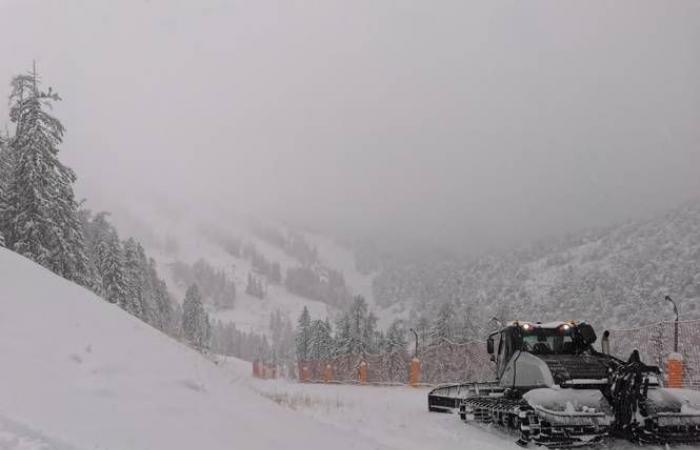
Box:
665;295;679;353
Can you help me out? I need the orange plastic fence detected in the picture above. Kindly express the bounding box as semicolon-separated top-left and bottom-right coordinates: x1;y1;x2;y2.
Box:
253;360;280;379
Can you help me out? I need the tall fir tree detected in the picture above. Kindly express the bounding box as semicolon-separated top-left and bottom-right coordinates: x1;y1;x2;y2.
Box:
430;301;455;345
182;284;210;350
295;306;311;361
333;313;351;357
96;230;127;305
1;67;90;285
0;134;10;247
147;257;173;333
308;319;333;360
122;237;146;319
385;319;408;354
76;209;103;294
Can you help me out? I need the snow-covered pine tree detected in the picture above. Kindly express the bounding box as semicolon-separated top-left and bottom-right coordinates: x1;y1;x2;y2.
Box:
348;295;377;355
429;301;456;345
363;311;379;353
76;209;104;295
2;68;90;286
295;306;311;361
455;304;477;343
385;319;408;354
308;319;333;360
147;257;173;333
0;134;10;247
333;313;351;357
122;238;145;318
384;319;409;382
182;284;209;350
97;230;128;305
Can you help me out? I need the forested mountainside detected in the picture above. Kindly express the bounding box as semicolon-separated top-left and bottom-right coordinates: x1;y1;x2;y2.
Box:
371;200;700;333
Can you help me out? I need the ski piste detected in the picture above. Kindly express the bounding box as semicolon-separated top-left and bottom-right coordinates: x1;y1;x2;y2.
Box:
428;320;700;447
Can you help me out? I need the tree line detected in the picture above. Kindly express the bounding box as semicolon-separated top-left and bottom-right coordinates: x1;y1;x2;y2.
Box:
170;258;236;309
295;295;481;362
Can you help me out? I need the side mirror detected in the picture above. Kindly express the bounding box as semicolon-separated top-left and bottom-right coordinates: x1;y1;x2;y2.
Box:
487;337;494;355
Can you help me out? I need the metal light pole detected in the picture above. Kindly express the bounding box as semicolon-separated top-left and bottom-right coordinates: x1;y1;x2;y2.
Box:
665;295;679;353
409;328;419;358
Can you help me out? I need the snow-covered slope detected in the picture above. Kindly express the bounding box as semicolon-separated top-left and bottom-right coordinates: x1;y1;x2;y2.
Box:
108;205;381;332
373;200;700;331
0;248;387;450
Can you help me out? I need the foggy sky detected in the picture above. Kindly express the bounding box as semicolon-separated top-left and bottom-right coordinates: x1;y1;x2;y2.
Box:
1;0;699;252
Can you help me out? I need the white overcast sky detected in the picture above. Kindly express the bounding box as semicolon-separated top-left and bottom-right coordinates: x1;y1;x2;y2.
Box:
1;0;699;251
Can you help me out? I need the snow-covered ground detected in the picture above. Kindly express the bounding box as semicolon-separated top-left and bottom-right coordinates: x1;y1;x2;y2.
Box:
0;247;692;449
228;369;511;450
0;248;382;449
228;369;698;450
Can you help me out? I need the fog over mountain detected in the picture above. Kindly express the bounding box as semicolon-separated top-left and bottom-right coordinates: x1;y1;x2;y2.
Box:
1;0;699;253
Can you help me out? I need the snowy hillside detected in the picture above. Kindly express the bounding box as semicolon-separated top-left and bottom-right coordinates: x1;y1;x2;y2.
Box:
0;247;390;450
107;206;380;333
372;200;700;333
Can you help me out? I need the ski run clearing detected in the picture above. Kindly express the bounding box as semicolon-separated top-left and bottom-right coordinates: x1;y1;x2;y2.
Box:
0;247;691;450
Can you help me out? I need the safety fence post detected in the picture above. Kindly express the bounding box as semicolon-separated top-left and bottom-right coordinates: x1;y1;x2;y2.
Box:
323;364;334;383
409;357;421;387
666;353;684;388
359;360;368;384
253;360;260;378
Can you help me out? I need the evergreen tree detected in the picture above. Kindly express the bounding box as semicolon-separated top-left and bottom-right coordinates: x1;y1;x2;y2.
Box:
333;295;377;356
295;306;311;361
182;284;209;350
455;304;477;343
76;209;103;295
0;135;11;247
1;67;89;285
147;257;173;332
430;301;456;345
385;319;408;353
348;295;376;355
122;237;145;318
333;313;352;357
308;319;333;360
97;230;127;305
